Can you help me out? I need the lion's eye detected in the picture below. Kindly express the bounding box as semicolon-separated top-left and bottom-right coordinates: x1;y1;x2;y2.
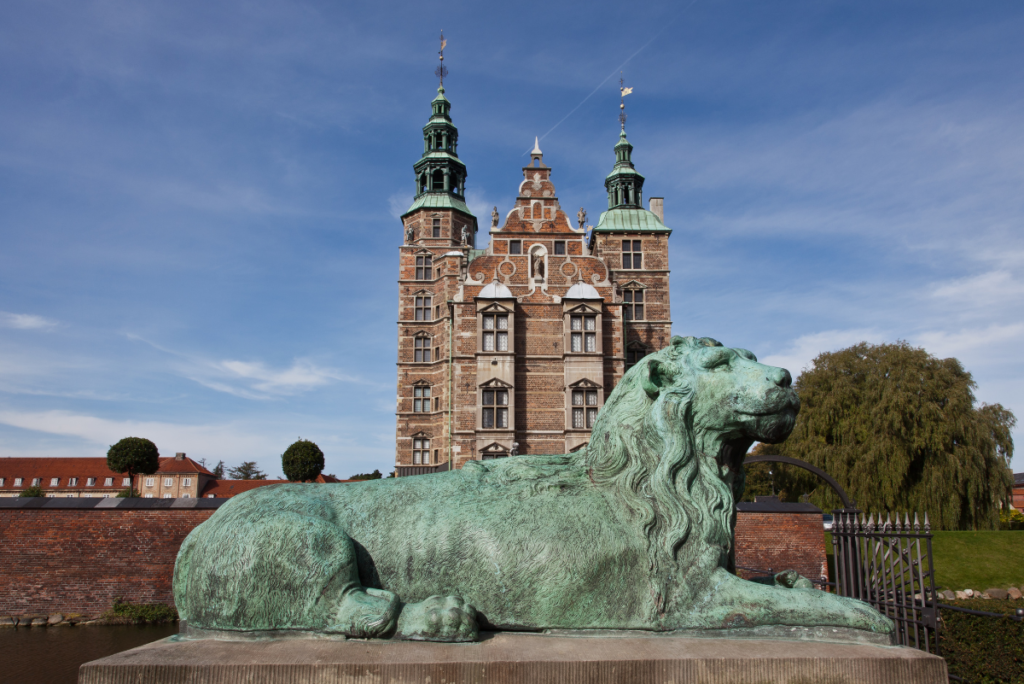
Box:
700;349;732;369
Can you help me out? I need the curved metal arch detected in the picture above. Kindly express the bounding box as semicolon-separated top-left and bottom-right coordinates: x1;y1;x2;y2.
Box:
744;454;855;509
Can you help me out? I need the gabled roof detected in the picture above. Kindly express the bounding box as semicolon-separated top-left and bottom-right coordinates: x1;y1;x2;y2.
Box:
156;456;214;476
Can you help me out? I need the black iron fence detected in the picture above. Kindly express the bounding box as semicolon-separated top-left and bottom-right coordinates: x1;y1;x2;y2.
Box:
831;508;940;653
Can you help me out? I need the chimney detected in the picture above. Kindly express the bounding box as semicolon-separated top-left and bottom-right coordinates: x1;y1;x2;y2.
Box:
649;197;664;222
175;452;186;461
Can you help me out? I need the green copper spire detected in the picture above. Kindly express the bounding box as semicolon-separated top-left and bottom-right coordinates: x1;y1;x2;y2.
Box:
604;126;645;210
412;85;467;200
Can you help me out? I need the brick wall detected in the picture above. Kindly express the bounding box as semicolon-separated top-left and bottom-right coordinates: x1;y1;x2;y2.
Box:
0;499;827;617
0;499;221;617
733;502;828;583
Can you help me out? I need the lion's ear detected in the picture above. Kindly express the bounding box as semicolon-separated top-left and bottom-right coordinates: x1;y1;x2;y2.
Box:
643;359;675;399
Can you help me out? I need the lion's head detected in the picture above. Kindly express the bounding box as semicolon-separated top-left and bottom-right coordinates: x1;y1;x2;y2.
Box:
578;336;800;604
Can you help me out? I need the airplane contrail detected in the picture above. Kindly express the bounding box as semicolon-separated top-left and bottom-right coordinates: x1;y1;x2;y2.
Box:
526;0;701;154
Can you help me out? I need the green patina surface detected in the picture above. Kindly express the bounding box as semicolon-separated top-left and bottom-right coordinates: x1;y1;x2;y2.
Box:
592;207;671;234
403;193;474;217
173;336;893;642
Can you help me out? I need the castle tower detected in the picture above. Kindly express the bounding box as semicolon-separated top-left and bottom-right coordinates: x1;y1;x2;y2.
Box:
394;82;478;475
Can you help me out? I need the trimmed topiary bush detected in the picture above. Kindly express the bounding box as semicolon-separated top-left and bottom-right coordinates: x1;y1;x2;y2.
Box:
940;599;1024;683
282;439;325;482
106;437;160;497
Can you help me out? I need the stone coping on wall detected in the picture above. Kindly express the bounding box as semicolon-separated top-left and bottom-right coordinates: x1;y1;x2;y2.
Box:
1;498;823;513
0;497;226;510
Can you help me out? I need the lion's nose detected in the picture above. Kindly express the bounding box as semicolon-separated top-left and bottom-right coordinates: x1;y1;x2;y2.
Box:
771;368;792;388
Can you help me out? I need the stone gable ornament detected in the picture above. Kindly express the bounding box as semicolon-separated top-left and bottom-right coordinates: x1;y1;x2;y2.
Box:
577;207;587;231
491;206;499;229
173;337;893;642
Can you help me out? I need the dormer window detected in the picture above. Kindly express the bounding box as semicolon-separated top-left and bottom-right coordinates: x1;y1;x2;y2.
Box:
14;478;22;486
86;478;96;486
570;315;596;352
482;314;508;351
50;478;59;486
69;478;78;486
31;478;41;487
105;478;114;486
415;256;432;280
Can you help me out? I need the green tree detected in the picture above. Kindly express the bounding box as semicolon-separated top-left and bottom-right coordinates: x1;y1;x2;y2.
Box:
349;469;382;481
282;440;325;482
764;341;1014;530
116;488;141;498
19;485;43;497
227;461;267;480
106;437;160;498
211;460;225;478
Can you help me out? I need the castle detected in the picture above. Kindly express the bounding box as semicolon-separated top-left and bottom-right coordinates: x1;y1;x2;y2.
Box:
395;83;673;475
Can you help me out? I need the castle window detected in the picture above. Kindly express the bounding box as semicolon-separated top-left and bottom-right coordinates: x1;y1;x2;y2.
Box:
482;389;509;429
572;389;599;429
623;290;644;321
414;336;432;362
50;478;59;486
626;346;648;368
509;240;521;255
415;256;432;280
413;386;431;412
413;438;431;464
432;218;441;238
482;314;508;352
622;240;642;269
554;241;565;255
570;315;597;352
415;296;432;321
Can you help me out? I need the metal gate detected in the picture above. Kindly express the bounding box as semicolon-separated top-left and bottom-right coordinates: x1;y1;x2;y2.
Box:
831;508;940;653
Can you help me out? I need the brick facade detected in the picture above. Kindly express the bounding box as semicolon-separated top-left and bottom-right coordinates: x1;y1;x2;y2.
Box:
396;94;673;474
0;500;220;617
733;502;829;583
0;499;828;616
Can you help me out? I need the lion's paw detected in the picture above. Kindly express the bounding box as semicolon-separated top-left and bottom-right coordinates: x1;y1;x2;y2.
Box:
396;595;479;642
773;570;814;590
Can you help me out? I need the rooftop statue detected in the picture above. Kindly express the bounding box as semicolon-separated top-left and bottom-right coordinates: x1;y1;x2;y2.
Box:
173;336;893;641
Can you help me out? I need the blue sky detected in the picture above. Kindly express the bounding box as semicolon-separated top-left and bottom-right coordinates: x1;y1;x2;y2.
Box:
1;0;1023;477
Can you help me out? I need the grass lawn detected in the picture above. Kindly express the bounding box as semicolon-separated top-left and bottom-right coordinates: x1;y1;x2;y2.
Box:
825;530;1024;591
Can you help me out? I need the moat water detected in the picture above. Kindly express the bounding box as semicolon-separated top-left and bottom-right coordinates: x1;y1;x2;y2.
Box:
0;623;177;684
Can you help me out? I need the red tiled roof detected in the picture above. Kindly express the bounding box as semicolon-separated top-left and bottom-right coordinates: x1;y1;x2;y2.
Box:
156;456;214;476
0;456;213;489
0;458;126;489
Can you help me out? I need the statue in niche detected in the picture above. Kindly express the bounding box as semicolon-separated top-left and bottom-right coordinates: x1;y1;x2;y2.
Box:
577;207;587;231
461;225;470;246
532;251;545;280
491;206;499;229
173;337;893;643
405;225;415;244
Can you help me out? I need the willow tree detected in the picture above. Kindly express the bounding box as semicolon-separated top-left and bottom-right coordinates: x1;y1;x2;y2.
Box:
760;341;1014;530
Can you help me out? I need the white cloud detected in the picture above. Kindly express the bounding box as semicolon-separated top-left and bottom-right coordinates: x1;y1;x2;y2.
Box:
388;192;412;220
927;270;1024;311
0;312;58;330
760;328;884;377
912;323;1024;369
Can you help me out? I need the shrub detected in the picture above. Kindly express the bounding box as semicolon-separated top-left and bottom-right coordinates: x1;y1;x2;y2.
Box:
103;598;178;624
940;599;1024;683
115;488;141;498
282;439;325;482
18;486;43;497
1000;508;1024;531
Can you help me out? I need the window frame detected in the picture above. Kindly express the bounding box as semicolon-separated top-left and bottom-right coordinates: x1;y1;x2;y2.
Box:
412;384;432;413
566;380;603;432
415;255;433;280
432;217;441;238
622;288;645;321
554;240;566;255
477;379;514;431
86;477;95;487
414;294;433;321
412;435;431;465
104;477;113;486
50;477;59;486
476;302;514;354
182;478;192;487
626;342;649;369
508;240;522;255
413;334;433;363
621;239;643;269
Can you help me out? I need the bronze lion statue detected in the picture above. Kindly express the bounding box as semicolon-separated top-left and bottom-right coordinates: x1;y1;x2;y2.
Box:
173;336;892;641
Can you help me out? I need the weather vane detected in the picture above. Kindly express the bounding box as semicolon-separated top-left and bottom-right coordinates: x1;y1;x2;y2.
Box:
435;31;448;87
619;73;633;129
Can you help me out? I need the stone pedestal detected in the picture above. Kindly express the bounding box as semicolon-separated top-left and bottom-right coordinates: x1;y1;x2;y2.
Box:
80;631;946;684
